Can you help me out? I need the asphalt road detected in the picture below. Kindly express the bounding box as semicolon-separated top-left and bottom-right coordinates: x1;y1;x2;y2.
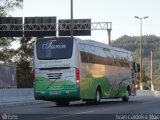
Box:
0;96;160;120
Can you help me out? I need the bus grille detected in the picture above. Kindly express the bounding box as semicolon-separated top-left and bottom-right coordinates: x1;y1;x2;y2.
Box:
47;73;62;80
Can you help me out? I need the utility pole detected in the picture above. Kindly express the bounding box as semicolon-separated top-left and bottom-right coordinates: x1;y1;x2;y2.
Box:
107;29;111;45
107;22;112;45
134;16;149;90
70;0;73;38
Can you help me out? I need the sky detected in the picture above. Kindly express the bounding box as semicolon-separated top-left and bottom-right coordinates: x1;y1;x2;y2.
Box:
10;0;160;44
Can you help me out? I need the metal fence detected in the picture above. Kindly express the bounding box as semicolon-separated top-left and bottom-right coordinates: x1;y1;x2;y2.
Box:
0;64;17;89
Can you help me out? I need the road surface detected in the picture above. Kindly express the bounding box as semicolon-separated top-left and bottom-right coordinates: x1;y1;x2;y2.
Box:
0;96;160;120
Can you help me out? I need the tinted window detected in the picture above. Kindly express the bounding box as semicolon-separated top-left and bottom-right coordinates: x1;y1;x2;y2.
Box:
36;38;73;60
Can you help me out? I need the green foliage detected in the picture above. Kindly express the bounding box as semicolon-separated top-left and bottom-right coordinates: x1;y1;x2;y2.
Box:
112;35;160;90
142;71;151;90
0;0;23;63
14;37;34;88
112;35;160;58
16;60;33;88
111;35;139;52
0;37;17;64
154;76;160;91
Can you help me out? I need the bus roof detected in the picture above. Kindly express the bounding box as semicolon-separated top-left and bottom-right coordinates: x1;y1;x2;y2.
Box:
76;38;132;55
36;37;132;55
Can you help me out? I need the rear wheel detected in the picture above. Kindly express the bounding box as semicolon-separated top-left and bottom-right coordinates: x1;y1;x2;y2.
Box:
122;89;129;102
55;100;70;107
85;88;101;105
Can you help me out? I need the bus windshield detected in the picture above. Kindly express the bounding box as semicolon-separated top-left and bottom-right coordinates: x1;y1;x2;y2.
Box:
36;38;73;60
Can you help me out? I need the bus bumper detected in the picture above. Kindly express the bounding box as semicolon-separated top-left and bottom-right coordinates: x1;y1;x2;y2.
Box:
34;89;80;101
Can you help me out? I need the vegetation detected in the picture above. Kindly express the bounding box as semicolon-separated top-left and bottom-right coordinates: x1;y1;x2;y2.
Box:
0;0;33;88
112;35;160;90
0;0;23;16
0;0;23;64
14;37;34;88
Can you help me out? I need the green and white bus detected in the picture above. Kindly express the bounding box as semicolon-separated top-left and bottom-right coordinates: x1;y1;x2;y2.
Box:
33;37;138;106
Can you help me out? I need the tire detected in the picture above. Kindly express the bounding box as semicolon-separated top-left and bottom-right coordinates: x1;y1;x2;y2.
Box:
85;88;101;105
55;100;70;107
122;89;129;102
94;88;101;104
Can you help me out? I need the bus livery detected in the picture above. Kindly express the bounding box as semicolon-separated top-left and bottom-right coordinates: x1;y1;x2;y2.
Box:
33;37;139;106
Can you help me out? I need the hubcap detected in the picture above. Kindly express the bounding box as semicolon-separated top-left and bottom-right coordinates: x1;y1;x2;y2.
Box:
96;91;100;102
126;91;129;98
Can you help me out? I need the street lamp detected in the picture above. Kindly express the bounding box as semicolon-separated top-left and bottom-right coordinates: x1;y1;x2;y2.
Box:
134;16;149;90
70;0;73;38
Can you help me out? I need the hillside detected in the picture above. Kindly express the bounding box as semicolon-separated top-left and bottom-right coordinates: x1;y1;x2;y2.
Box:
111;35;160;90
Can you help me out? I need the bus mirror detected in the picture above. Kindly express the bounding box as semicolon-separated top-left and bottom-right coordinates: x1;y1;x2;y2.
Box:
133;62;140;73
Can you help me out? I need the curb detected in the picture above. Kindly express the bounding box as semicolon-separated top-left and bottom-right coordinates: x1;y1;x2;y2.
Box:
137;90;160;97
0;100;50;108
154;90;160;97
136;90;155;97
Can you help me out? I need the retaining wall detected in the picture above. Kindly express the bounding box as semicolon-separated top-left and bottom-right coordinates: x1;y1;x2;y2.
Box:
0;88;34;103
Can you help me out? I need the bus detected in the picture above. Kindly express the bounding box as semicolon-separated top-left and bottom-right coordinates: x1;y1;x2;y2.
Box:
33;37;139;106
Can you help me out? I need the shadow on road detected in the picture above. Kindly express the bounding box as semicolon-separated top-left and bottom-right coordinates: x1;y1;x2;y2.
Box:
44;99;144;108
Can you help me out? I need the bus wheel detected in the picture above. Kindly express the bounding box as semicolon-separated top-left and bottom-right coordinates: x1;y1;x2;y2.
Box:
55;100;70;107
122;89;129;102
94;88;101;104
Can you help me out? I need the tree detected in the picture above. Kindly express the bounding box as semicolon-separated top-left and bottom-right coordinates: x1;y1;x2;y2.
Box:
0;0;23;16
154;76;160;91
0;37;17;64
112;35;160;90
14;37;34;88
0;0;23;64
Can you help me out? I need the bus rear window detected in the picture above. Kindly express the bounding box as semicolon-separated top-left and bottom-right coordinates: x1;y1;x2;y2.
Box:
36;38;73;60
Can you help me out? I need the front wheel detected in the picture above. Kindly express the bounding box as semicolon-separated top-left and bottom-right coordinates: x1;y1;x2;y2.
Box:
122;90;129;102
